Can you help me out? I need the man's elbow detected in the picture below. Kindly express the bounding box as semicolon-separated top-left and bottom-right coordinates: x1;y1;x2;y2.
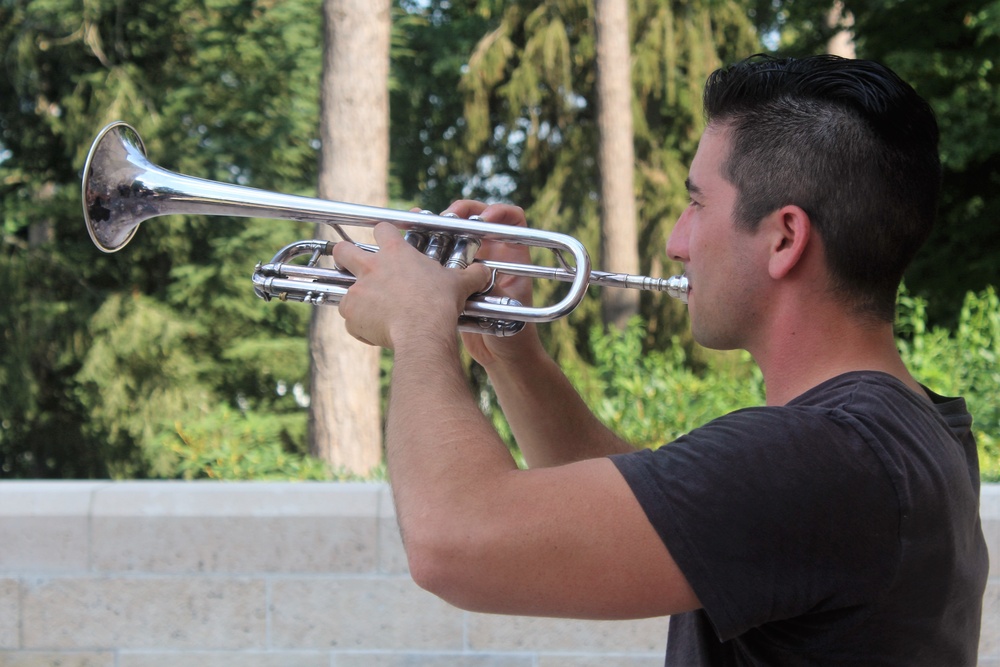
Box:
402;524;497;613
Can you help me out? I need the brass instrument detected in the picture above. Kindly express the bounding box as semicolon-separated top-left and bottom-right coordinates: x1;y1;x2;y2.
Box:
82;121;688;336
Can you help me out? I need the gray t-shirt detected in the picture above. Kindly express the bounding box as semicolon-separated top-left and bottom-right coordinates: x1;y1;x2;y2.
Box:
612;371;988;666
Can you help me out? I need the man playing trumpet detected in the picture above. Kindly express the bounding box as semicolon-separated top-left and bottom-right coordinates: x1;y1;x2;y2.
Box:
334;54;987;666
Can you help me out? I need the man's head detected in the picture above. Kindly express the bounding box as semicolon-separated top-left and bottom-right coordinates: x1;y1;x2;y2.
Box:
701;54;941;322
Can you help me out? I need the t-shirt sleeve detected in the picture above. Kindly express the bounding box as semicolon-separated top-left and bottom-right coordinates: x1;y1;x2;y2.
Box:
611;407;900;640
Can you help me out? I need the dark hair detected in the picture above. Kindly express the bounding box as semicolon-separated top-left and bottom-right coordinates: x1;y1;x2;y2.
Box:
702;54;941;322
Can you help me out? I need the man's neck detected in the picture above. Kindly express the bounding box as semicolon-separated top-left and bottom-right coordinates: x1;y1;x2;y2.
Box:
750;307;926;407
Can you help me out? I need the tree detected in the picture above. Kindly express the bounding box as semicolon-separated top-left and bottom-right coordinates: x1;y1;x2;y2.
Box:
759;0;1000;326
1;0;324;477
594;0;641;329
457;0;758;355
853;0;1000;326
308;0;391;475
388;0;496;211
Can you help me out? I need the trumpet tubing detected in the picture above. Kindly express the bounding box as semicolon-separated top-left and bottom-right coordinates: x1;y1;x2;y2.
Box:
82;121;688;336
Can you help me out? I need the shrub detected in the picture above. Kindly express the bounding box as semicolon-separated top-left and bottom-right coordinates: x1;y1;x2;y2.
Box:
564;320;764;449
482;318;765;454
484;287;999;480
166;405;332;481
897;287;1000;479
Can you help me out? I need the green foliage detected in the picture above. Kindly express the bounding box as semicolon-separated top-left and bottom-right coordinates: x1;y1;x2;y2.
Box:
74;292;213;477
563;319;764;449
1;0;321;478
858;0;1000;328
165;405;331;481
479;293;1000;481
3;0;997;482
453;0;760;356
389;0;497;209
897;286;1000;479
759;0;1000;328
480;320;765;454
0;235;109;477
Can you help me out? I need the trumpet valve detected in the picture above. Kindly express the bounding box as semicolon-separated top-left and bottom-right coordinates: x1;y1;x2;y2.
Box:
424;232;454;263
404;230;429;252
445;236;482;270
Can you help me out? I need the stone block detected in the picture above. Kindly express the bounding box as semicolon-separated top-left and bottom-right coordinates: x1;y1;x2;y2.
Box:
0;652;114;667
334;653;533;666
91;515;376;575
270;576;464;651
0;481;994;664
0;482;103;574
981;487;1000;577
0;579;18;649
536;656;664;667
376;486;408;575
91;482;380;574
980;579;1000;660
117;651;329;667
467;613;667;654
20;576;266;650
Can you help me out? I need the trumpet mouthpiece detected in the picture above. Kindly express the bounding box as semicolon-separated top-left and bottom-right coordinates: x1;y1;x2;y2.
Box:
664;275;689;304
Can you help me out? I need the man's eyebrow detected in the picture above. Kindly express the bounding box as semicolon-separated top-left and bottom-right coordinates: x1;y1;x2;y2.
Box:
685;178;702;196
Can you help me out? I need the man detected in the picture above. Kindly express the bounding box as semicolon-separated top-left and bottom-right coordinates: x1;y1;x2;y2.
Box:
333;55;988;665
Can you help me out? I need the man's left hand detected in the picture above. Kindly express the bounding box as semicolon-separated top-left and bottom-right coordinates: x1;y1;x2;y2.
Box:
332;222;492;349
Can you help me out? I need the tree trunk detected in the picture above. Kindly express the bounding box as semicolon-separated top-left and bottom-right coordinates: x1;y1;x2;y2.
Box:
595;0;641;330
309;0;391;475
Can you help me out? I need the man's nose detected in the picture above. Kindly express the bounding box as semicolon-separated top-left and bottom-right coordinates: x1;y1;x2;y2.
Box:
665;208;691;263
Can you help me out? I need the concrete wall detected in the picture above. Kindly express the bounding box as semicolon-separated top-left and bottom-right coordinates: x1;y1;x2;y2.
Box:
0;481;998;666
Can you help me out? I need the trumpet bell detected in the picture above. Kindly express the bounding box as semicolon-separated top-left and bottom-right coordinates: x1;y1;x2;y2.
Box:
83;121;151;252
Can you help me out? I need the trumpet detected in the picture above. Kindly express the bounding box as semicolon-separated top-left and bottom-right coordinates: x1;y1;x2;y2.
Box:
82;121;688;336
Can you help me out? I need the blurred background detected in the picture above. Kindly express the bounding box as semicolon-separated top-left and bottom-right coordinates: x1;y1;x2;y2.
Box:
1;0;997;481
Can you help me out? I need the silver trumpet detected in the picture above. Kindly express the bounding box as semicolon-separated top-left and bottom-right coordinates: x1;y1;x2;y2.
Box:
82;121;688;336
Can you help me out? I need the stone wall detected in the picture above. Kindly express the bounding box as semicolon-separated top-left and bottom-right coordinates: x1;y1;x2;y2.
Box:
0;481;997;666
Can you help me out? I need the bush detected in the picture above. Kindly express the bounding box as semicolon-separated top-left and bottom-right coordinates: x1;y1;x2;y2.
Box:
481;318;765;454
165;405;333;481
565;320;764;450
74;287;998;481
897;287;1000;480
483;287;999;480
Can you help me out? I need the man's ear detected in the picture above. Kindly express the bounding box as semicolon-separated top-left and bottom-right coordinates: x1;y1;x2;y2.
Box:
765;205;812;280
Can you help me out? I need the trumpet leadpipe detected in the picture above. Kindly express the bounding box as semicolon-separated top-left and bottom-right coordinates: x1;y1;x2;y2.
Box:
475;259;689;304
346;241;690;304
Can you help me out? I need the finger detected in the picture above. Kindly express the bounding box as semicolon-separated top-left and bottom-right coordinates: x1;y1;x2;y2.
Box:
345;321;376;347
460;262;495;296
479;203;528;228
337;291;381;347
372;221;405;249
332;240;370;275
462;204;532;268
442;199;489;219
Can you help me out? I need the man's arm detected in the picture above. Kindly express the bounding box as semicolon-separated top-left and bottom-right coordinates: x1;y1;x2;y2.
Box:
334;224;700;619
479;342;636;466
443;200;635;467
387;326;700;619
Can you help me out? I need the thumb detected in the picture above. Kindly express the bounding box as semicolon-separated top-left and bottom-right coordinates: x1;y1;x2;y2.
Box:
459;262;495;298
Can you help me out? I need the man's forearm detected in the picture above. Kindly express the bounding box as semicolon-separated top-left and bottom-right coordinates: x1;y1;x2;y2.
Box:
385;336;520;541
483;347;635;467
